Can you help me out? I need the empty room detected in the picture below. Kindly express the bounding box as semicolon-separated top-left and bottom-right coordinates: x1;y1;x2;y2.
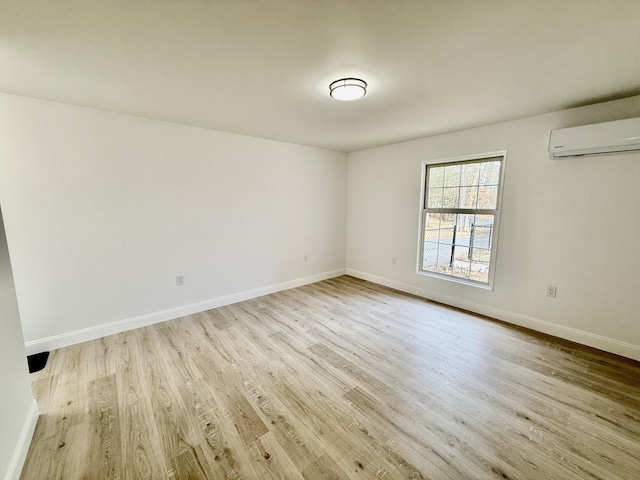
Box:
1;1;639;479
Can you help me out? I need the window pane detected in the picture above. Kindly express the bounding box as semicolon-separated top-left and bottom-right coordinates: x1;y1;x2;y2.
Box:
467;213;492;284
468;215;494;283
424;229;439;242
438;214;456;243
442;187;459;209
427;187;443;208
474;215;494;233
479;160;501;186
425;212;441;228
421;209;496;284
452;246;471;279
487;161;501;185
428;166;444;188
456;214;474;234
443;164;461;187
472;215;494;251
468;265;489;283
436;244;453;270
424;212;441;241
477;186;498;209
460;163;480;187
459;187;478;209
422;242;439;270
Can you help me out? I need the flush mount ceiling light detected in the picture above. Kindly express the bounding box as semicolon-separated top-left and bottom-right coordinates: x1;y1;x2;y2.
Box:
329;77;367;101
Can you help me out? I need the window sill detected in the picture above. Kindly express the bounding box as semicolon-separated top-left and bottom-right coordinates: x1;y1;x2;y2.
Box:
415;269;494;291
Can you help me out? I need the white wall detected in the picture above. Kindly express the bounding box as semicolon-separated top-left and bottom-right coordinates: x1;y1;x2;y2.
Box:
347;95;640;361
0;93;347;352
0;207;38;480
2;90;639;362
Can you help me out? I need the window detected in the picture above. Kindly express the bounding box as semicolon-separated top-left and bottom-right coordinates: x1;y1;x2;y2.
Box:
418;152;506;288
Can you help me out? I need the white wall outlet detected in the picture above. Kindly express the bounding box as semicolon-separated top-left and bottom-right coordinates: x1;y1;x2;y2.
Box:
176;274;185;286
392;257;397;265
546;285;557;298
303;254;308;263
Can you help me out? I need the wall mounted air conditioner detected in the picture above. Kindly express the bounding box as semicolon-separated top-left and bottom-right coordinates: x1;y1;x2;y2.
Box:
548;117;640;159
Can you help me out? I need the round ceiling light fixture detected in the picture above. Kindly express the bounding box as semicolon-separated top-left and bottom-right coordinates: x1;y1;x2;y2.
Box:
329;77;367;101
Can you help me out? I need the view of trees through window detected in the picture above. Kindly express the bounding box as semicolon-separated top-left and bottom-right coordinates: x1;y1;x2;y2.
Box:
421;157;503;285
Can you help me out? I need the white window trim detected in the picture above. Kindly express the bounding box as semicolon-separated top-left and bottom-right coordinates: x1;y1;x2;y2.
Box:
415;150;508;290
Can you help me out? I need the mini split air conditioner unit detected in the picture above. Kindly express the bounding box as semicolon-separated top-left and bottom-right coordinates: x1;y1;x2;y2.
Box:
548;117;640;159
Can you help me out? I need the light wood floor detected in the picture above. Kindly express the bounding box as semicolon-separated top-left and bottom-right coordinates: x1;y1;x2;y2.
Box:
21;276;640;479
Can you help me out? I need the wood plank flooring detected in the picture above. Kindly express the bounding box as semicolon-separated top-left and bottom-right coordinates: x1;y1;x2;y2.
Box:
21;276;640;479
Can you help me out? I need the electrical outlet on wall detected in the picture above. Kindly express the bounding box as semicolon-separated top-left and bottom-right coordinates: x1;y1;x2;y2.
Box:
392;257;397;265
546;285;557;298
303;254;308;263
176;274;185;286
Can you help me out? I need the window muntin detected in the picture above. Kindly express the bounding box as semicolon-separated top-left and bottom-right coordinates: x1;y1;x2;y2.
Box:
419;155;504;287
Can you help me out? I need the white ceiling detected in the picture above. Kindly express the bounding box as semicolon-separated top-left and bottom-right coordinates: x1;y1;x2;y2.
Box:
1;0;639;152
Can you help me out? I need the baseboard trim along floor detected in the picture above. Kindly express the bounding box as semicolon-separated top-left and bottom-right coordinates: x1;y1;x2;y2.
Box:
24;268;346;355
346;268;640;362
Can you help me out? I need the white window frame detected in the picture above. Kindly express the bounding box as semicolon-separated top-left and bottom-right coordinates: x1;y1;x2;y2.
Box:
416;150;507;290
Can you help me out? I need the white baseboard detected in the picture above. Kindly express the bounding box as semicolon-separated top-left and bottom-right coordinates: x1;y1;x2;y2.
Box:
3;399;38;480
25;269;346;355
346;268;640;362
